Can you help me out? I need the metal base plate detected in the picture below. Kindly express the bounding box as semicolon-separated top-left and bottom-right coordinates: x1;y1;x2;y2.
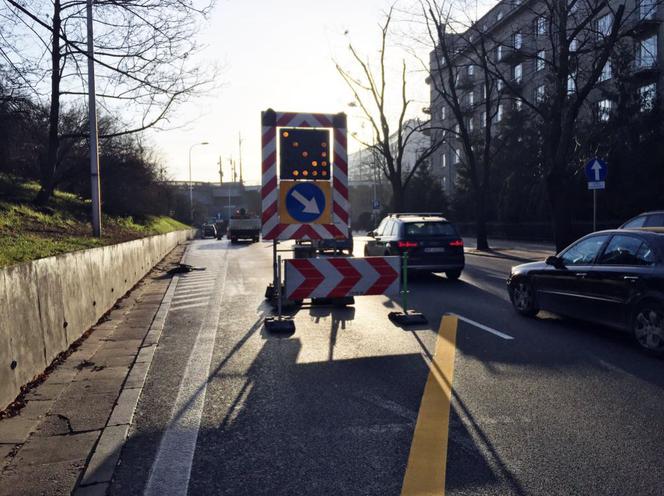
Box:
388;311;428;326
264;317;296;334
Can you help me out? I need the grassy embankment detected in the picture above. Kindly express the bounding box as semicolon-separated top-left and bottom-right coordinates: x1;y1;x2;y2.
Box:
0;175;189;268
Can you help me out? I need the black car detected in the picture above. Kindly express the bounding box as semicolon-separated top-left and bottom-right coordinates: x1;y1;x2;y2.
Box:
507;229;664;354
364;213;465;279
620;211;664;231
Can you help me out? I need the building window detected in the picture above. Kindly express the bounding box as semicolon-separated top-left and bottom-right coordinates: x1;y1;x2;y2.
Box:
481;111;487;127
597;13;613;38
513;63;523;83
535;85;546;103
497;79;504;91
497;104;504;122
497;45;504;61
454;123;460;134
597;99;612;121
637;35;658;68
514;99;523;110
441;106;446;120
442;153;447;168
482;84;487;99
514;32;523;50
640;0;656;20
570;38;578;52
468;117;474;131
497;11;504;21
536;50;546;71
468;64;475;76
536;16;547;35
567;72;576;94
468;91;474;106
639;83;656;111
599;61;612;81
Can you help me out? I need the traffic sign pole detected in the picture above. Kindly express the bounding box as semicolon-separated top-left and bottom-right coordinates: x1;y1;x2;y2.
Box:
593;189;597;232
585;158;607;232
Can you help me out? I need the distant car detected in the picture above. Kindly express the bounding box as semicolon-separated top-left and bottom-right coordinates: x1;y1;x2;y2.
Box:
507;229;664;354
313;232;354;256
200;223;217;239
364;213;465;279
620;211;664;232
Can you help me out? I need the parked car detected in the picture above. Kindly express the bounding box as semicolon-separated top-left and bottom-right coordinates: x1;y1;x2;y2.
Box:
620;211;664;231
364;213;465;279
507;229;664;354
200;223;217;239
313;232;354;256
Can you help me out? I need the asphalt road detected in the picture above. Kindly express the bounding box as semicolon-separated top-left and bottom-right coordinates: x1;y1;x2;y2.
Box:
110;238;664;496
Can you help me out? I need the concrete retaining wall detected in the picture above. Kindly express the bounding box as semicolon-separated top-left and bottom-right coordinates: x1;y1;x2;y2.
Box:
0;229;195;410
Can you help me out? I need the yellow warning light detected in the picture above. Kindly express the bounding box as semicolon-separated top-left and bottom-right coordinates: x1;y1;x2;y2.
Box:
302;151;309;158
312;161;318;166
293;141;299;147
322;170;328;176
321;142;327;148
302;170;309;176
322;152;327;157
293;170;299;176
313;170;318;176
322;161;327;167
283;131;289;137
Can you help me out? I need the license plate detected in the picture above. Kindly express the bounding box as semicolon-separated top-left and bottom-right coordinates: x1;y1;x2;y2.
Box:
425;247;446;253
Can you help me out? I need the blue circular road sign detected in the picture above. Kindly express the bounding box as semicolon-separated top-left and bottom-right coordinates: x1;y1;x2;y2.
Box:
285;182;326;223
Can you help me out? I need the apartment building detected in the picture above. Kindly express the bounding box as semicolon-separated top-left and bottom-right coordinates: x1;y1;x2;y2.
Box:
429;0;663;195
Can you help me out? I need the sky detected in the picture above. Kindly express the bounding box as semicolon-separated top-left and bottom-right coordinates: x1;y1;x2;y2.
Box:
147;0;436;186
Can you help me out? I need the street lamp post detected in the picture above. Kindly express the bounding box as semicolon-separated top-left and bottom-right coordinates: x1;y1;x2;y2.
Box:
188;141;209;224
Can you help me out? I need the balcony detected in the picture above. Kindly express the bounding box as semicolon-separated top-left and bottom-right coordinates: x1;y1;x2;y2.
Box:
632;60;658;80
501;47;528;63
456;73;476;89
632;6;660;34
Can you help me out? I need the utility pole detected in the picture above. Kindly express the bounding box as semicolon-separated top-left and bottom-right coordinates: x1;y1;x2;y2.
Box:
218;156;223;185
238;133;243;184
87;0;101;237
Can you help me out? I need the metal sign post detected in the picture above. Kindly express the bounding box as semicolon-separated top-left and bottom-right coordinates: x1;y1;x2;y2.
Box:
388;252;428;326
585;158;607;231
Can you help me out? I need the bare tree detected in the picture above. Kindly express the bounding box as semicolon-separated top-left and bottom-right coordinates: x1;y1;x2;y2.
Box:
0;0;215;204
422;1;505;250
336;7;444;212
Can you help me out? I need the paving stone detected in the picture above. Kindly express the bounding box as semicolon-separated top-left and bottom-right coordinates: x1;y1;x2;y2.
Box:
79;425;128;485
107;389;141;426
21;399;53;419
73;366;130;383
135;345;156;364
24;382;68;401
123;361;150;389
0;457;89;496
96;339;143;351
45;368;79;385
46;389;120;433
13;431;99;466
90;354;135;368
0;416;42;444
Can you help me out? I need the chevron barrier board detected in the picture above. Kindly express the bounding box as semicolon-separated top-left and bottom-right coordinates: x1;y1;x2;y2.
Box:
284;257;400;300
261;109;349;240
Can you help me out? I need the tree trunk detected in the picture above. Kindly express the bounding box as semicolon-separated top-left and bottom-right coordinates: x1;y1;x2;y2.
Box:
36;0;61;205
391;176;404;212
546;172;574;252
475;190;489;250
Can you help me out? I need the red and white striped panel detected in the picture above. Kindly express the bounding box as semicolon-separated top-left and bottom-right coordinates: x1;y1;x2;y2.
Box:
284;257;400;300
261;110;349;240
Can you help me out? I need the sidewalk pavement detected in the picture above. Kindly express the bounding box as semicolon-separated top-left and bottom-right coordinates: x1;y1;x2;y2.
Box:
0;244;187;496
463;238;555;263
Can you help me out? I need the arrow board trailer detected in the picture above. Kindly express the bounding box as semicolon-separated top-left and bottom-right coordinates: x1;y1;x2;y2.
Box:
285;256;400;301
260;109;350;241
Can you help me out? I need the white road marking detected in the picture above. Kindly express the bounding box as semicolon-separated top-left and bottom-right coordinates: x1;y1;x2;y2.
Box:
448;313;514;340
169;302;210;312
171;295;210;304
144;252;228;496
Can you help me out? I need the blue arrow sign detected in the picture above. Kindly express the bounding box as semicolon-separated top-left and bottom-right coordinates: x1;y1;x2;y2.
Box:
584;158;607;182
285;182;326;223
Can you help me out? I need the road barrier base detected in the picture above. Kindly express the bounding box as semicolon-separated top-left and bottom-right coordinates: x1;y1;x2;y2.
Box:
388;311;428;326
311;296;355;307
264;317;296;335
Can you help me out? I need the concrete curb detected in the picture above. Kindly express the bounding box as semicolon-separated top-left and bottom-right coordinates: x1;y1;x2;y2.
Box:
76;261;182;492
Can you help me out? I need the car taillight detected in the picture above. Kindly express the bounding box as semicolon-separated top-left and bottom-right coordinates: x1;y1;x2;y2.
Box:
449;240;464;247
397;241;418;248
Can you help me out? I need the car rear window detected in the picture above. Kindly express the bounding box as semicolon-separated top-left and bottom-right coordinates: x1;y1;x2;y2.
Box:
645;213;664;227
404;222;456;237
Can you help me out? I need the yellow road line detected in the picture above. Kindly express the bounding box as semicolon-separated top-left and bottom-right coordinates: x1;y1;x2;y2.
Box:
401;315;458;496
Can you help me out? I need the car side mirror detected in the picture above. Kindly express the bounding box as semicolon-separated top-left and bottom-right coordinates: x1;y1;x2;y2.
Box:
545;255;564;269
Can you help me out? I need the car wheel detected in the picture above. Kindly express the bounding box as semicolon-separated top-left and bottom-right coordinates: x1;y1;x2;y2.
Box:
632;303;664;355
510;279;538;317
445;270;462;280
